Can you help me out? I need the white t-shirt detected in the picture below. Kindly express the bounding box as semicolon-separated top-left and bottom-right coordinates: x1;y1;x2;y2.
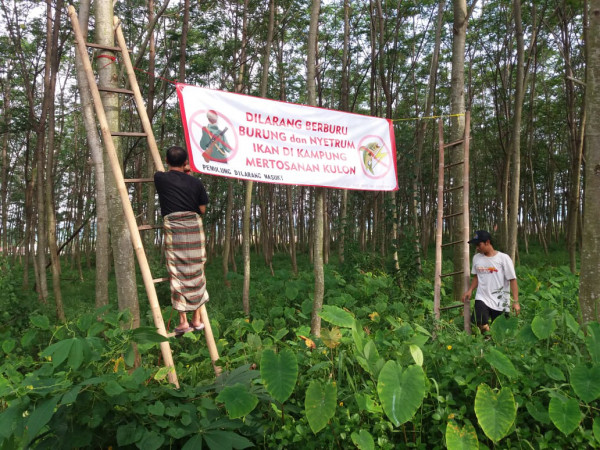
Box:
471;251;516;312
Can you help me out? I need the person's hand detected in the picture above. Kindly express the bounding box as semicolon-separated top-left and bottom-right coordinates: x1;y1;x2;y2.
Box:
512;302;521;316
462;290;471;303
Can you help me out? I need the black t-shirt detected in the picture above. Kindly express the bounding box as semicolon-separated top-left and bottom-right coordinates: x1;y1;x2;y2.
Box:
154;170;209;217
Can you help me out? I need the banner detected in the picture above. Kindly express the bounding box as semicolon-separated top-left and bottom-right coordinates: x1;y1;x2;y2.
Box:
177;84;398;191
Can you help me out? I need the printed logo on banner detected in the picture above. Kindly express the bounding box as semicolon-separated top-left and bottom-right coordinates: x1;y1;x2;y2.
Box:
189;109;238;163
358;135;392;179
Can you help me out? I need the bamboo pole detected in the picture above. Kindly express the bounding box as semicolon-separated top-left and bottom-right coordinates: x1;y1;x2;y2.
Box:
462;111;471;334
433;120;445;321
68;5;179;387
113;17;163;173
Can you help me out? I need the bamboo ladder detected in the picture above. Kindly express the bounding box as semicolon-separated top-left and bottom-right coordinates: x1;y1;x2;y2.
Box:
433;111;471;334
67;6;221;387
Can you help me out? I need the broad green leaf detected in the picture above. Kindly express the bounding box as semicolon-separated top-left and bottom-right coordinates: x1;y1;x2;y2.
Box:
216;384;259;419
409;344;424;366
490;315;518;342
305;380;337;434
61;385;82;405
351;429;375;450
260;348;298;403
531;311;556;340
594;417;600;443
586;322;600;364
104;380;125;397
357;340;383;377
67;338;84;370
25;395;61;445
252;319;265;333
321;327;342;349
2;339;15;354
182;434;203;450
131;327;169;344
474;384;516;442
548;396;581;435
117;423;139;446
570;364;600;403
318;305;355;328
445;420;479;450
30;315;50;330
203;430;253;450
154;366;173;381
544;364;565;381
377;361;426;426
41;339;74;368
138;429;164;450
0;405;21;439
525;400;550;424
285;284;298;301
564;311;584;339
484;348;518;378
148;401;165;416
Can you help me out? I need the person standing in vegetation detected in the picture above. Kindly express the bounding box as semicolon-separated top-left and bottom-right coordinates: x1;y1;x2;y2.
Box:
154;146;209;335
462;230;520;334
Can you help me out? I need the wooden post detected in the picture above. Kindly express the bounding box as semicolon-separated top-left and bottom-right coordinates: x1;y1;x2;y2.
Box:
462;111;471;334
113;17;164;173
68;6;179;387
433;120;445;321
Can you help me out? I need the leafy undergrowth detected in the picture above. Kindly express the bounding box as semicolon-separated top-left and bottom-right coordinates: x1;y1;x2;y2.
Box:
0;254;597;449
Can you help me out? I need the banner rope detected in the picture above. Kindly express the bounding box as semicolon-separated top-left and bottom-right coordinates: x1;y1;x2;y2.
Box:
392;112;465;122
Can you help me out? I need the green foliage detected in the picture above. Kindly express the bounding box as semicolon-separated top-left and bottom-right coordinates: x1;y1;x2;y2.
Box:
2;257;598;448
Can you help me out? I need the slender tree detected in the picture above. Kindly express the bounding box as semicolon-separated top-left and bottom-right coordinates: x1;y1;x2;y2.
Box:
95;0;140;325
579;0;600;324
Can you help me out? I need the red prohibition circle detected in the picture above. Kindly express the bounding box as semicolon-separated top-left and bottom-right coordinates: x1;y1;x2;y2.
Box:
188;109;239;162
357;135;392;179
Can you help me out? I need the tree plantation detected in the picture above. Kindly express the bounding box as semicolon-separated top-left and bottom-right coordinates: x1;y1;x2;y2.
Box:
1;0;599;448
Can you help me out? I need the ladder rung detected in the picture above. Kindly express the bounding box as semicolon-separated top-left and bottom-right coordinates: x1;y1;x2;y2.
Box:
444;161;465;169
111;131;147;137
441;240;464;247
444;138;465;148
138;224;163;231
153;277;169;283
440;303;465;311
442;212;464;219
441;270;464;278
84;41;130;52
98;86;135;95
125;178;155;183
443;185;464;193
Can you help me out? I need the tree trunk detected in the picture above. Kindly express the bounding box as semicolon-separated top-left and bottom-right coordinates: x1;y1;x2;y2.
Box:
450;0;467;301
507;0;525;262
223;180;234;287
308;0;323;337
44;0;66;321
1;75;9;256
579;0;600;324
74;0;110;308
95;0;140;325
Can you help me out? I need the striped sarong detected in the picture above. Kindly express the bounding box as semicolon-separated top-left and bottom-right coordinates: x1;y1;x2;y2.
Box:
163;211;209;311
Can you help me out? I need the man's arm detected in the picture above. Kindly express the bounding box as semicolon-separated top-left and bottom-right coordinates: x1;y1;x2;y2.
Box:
462;276;478;303
510;278;520;315
199;205;206;215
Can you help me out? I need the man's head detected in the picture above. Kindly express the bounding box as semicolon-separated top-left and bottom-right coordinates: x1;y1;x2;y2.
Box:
166;146;188;167
468;230;493;253
207;110;218;124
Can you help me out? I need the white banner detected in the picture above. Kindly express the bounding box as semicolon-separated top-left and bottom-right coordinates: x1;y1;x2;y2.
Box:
177;84;398;191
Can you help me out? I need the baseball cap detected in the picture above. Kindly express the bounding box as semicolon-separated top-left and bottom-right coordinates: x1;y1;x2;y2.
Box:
468;230;492;245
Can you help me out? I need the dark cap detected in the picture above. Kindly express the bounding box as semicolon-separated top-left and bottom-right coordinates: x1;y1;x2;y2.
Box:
468;230;492;245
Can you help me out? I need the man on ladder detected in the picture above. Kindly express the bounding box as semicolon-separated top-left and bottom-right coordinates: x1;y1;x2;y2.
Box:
154;146;210;335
